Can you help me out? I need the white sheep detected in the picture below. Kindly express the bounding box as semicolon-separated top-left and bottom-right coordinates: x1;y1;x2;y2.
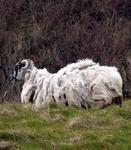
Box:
10;58;123;110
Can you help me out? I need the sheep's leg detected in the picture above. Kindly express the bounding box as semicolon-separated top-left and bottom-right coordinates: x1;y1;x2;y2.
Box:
21;85;35;104
118;96;123;107
32;91;44;111
115;96;123;107
112;96;123;107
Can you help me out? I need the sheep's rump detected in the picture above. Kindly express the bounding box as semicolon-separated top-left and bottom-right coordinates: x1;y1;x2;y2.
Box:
34;59;123;109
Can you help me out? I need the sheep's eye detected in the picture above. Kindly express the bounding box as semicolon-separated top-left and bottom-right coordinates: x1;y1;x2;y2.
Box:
15;64;21;71
16;65;20;69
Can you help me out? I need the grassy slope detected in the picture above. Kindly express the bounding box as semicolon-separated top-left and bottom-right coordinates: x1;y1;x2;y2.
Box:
0;100;131;150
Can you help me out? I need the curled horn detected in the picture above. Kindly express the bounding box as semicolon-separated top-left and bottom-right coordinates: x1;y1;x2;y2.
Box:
21;59;29;69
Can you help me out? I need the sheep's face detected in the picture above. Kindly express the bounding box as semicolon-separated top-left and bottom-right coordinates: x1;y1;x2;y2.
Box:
10;59;31;81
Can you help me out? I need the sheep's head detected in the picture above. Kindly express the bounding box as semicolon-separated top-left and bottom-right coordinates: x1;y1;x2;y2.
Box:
10;59;34;82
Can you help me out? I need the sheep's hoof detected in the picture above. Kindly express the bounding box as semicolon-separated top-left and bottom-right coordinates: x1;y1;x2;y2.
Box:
23;103;32;108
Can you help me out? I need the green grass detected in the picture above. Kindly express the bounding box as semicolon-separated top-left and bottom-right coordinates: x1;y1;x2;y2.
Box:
0;100;131;150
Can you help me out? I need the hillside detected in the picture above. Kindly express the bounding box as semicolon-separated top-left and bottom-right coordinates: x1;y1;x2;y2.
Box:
0;0;131;102
0;100;131;150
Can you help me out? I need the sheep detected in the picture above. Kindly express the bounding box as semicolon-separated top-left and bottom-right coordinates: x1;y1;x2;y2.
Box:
10;58;123;110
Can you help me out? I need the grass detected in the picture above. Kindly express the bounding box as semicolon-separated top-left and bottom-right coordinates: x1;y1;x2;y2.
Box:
0;100;131;150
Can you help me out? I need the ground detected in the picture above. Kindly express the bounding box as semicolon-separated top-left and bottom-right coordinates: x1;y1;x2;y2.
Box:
0;100;131;150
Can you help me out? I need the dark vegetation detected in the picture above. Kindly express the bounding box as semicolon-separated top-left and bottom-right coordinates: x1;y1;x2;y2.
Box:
0;0;131;102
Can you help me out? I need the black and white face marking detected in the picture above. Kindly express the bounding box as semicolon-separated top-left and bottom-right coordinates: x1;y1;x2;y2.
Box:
10;61;27;82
